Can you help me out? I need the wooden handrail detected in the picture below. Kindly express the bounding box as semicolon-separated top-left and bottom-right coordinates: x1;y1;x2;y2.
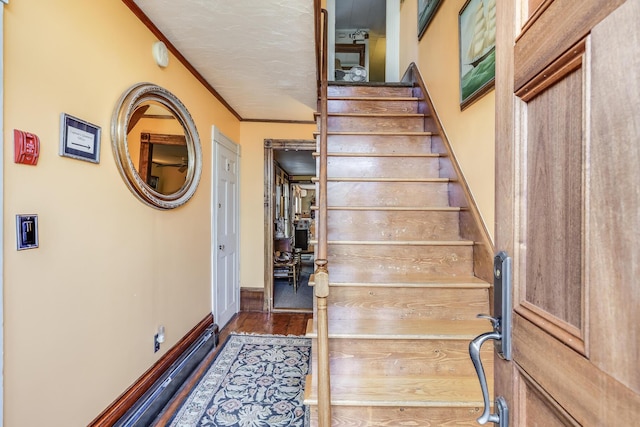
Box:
314;0;322;100
314;6;331;427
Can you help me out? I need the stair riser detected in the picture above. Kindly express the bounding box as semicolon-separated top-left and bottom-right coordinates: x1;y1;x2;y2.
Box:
328;85;414;97
327;181;450;207
328;210;461;241
327;156;440;179
328;245;474;281
327;99;418;114
326;286;489;320
326;134;433;154
326;115;424;132
305;373;491;408
308;406;484;427
310;338;492;377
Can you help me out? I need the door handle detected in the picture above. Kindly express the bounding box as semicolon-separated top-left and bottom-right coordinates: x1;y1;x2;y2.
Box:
469;317;508;426
219;244;225;250
468;251;512;426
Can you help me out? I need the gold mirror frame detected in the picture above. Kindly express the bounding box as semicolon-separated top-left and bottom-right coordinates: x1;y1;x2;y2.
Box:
111;82;202;210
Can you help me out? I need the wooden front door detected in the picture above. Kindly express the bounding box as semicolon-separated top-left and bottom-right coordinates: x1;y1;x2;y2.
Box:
494;0;640;424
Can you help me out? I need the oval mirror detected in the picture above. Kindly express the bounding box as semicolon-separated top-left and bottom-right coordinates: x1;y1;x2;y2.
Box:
111;83;202;209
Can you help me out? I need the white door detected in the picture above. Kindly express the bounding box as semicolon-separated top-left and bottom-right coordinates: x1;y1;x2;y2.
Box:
212;127;240;328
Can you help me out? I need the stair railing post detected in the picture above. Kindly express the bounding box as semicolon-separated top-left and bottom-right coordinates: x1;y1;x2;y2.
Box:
314;7;331;427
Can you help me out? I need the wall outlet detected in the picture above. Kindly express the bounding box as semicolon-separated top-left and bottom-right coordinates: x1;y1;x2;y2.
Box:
154;334;160;352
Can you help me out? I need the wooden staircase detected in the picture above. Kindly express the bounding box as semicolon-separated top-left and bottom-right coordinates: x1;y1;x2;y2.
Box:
304;83;494;425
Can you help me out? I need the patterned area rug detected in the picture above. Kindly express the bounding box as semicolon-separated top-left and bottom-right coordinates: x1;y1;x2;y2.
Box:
168;334;311;427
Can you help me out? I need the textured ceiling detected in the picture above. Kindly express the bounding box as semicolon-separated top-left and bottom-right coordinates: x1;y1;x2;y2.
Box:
133;0;318;122
129;0;384;176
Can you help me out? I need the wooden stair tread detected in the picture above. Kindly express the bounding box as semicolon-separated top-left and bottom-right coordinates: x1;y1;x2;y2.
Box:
328;96;419;101
304;374;486;407
312;206;464;211
308;276;490;289
328;80;414;89
310;239;474;246
329;277;490;288
313;271;479;285
314;177;452;183
314;152;443;158
324;131;435;136
306;317;491;340
327;112;425;118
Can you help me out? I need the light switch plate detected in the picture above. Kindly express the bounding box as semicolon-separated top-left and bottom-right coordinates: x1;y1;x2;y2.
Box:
16;214;38;250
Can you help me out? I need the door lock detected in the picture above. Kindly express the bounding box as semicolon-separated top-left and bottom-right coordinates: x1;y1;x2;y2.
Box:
469;251;512;426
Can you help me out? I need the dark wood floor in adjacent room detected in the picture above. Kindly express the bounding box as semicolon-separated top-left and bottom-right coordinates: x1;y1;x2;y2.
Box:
153;311;313;426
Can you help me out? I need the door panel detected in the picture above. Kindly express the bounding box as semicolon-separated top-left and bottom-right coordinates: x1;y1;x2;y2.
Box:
519;371;579;427
516;43;587;353
495;0;640;425
523;64;583;329
514;315;640;424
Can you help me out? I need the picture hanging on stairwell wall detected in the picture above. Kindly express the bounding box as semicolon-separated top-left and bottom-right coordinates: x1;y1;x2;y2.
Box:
458;0;496;109
418;0;443;40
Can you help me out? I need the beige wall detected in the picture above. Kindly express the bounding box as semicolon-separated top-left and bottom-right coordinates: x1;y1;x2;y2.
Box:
238;122;316;289
400;0;495;240
368;34;387;82
4;1;239;425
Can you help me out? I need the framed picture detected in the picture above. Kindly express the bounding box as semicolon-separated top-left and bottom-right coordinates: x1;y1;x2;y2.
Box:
59;113;101;163
459;0;496;109
418;0;443;40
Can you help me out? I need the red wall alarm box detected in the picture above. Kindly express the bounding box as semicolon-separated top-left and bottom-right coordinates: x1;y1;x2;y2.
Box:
14;129;40;165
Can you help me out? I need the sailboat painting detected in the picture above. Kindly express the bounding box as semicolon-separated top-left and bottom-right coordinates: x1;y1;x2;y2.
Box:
418;0;443;40
458;0;496;108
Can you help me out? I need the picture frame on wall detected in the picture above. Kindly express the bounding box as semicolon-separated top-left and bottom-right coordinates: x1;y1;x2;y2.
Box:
458;0;496;109
59;113;101;163
418;0;443;40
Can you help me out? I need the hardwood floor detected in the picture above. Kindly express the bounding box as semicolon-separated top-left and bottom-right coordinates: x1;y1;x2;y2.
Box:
153;311;313;426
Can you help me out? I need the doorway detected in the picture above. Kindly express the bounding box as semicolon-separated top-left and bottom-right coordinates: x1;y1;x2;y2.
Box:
328;0;400;82
264;139;316;312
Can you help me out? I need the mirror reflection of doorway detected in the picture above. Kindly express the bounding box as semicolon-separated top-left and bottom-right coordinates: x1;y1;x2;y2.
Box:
264;140;316;313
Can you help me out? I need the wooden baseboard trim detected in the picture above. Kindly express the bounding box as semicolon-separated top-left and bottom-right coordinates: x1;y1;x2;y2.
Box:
241;288;265;312
88;313;214;426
